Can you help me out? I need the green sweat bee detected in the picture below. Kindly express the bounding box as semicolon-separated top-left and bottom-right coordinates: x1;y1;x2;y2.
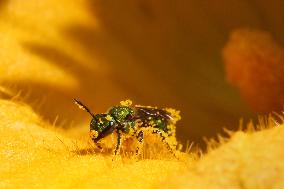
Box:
74;99;181;158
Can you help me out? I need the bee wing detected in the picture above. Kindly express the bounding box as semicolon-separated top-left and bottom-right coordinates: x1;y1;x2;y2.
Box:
134;106;173;120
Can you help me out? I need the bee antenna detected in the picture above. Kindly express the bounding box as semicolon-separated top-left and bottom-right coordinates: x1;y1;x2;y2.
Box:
74;98;96;118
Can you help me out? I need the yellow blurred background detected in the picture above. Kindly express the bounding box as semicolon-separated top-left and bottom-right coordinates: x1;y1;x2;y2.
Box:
0;0;283;147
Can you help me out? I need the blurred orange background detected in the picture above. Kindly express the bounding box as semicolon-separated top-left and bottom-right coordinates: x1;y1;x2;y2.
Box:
1;0;283;147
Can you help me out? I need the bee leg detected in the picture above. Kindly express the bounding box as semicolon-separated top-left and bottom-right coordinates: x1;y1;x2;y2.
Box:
96;143;103;150
114;129;122;156
135;130;144;158
151;129;179;159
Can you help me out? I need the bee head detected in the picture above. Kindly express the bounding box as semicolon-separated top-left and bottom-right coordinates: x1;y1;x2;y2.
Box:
90;114;116;141
74;99;117;142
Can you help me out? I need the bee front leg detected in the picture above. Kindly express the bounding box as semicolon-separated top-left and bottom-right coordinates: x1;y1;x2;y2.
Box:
114;129;122;156
96;143;103;150
135;130;144;158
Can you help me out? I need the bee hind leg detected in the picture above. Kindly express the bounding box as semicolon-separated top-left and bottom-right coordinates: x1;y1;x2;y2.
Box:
135;130;144;158
151;129;179;159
